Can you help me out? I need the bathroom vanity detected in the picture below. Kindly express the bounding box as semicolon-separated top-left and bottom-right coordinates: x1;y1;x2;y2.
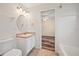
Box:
16;32;35;56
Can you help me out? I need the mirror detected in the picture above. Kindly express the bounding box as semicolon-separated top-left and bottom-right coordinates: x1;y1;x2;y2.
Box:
16;15;27;32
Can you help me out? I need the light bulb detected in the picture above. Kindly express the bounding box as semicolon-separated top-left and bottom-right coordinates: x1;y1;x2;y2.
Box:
17;7;23;15
19;8;22;13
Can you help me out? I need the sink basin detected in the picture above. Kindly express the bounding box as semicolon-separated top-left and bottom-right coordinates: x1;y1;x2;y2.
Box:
16;32;35;38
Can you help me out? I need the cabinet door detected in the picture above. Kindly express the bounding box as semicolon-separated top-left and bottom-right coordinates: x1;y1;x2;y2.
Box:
26;37;33;54
17;38;27;56
31;35;35;48
25;36;35;54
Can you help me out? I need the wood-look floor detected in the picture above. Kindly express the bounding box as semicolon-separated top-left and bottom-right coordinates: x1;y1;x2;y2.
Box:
29;36;57;56
29;49;57;56
42;36;55;51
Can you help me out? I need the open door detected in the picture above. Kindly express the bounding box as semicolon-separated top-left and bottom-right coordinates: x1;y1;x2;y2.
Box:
41;9;55;51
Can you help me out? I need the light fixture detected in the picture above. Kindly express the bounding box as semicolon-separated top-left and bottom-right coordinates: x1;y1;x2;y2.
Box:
17;6;23;15
17;6;30;19
43;16;48;22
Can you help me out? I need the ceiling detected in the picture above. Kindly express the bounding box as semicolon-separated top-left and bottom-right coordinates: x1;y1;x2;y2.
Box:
22;3;43;8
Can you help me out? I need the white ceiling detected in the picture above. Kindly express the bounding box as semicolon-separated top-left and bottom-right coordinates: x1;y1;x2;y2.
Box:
22;3;60;9
22;3;43;8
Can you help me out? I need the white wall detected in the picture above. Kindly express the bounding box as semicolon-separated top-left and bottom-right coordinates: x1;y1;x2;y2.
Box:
0;4;19;55
41;9;55;36
42;18;55;36
29;9;42;48
0;4;18;39
55;3;79;52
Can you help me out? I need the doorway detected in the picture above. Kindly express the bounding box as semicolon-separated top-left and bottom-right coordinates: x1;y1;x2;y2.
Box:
41;9;55;51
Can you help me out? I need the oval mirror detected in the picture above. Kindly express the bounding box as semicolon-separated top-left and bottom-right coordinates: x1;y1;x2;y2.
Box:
16;15;27;32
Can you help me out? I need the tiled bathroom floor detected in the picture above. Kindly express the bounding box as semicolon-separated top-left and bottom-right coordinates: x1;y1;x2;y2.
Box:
29;49;57;56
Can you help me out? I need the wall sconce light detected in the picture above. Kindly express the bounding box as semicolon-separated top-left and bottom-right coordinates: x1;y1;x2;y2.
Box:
17;6;23;15
17;6;30;19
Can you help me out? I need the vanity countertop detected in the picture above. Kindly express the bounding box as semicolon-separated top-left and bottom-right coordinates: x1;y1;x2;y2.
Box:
16;32;35;38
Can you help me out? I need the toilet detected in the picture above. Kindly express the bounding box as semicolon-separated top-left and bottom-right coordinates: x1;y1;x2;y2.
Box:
3;49;22;56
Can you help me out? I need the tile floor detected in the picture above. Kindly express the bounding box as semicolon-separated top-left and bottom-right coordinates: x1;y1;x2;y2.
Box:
29;48;57;56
